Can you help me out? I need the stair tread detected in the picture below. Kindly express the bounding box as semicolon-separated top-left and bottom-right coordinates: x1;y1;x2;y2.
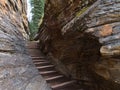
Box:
36;65;54;69
51;80;76;89
43;72;62;79
45;75;64;81
33;60;47;62
47;76;75;87
34;61;50;65
35;63;52;66
52;84;81;90
40;70;57;75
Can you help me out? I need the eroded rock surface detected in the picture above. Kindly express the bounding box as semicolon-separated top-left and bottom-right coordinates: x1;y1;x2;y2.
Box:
0;0;51;90
38;0;120;89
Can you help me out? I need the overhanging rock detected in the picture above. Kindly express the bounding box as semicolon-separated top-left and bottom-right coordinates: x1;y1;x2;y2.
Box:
38;0;120;89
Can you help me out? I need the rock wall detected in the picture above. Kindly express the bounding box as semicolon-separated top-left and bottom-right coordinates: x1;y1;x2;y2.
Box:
38;0;120;90
63;0;120;84
0;0;51;90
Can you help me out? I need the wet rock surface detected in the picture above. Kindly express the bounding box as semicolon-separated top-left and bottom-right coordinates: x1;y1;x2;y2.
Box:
0;0;51;90
38;0;120;90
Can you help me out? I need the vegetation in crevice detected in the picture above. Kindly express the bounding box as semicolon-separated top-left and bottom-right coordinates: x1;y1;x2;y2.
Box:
76;6;89;17
75;0;97;17
29;0;45;40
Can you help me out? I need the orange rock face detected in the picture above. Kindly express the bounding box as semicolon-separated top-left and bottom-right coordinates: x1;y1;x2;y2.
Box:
100;24;113;37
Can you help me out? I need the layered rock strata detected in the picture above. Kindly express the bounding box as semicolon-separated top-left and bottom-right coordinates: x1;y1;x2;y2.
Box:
38;0;120;89
0;0;51;90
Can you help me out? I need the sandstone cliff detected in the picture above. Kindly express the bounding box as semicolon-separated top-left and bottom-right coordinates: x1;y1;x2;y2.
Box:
38;0;120;89
0;0;51;90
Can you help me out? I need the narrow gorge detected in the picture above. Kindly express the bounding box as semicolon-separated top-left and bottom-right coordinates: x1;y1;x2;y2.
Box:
0;0;51;90
0;0;120;90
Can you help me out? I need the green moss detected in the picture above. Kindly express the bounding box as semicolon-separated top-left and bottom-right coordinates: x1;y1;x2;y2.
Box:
76;6;89;17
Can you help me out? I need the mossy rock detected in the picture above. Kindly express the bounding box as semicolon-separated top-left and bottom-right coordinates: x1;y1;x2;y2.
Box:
76;6;89;17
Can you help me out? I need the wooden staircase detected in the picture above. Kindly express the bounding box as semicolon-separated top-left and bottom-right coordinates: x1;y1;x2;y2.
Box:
26;41;81;90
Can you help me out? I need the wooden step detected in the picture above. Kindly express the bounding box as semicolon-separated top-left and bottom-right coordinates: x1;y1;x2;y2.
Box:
51;80;76;89
47;76;75;88
36;65;54;69
34;61;50;65
42;71;61;77
40;70;57;75
52;84;80;90
45;75;64;81
35;63;52;67
33;60;47;62
37;65;55;71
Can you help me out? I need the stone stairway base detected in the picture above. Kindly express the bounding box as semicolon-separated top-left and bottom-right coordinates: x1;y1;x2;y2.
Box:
26;41;81;90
